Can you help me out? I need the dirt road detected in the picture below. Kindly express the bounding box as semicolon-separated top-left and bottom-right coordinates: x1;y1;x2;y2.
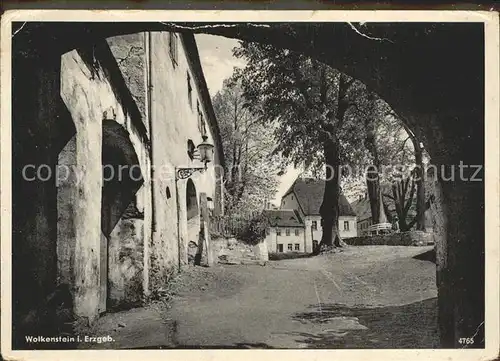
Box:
166;245;438;348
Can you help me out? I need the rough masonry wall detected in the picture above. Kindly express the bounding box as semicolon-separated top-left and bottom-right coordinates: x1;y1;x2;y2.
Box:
106;33;148;134
344;231;435;246
60;46;148;319
147;31;219;291
106;32;152;299
212;238;269;264
108;218;144;308
12;53;71;347
60;49;107;321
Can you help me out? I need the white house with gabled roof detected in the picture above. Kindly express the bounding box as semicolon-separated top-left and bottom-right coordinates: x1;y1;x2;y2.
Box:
280;177;357;253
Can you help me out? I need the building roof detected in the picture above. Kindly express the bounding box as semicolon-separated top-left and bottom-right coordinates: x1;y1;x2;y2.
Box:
282;178;357;217
350;197;372;222
351;183;396;222
263;209;304;228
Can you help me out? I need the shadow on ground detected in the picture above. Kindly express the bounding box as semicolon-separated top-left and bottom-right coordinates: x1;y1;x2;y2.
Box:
412;248;436;263
290;298;439;348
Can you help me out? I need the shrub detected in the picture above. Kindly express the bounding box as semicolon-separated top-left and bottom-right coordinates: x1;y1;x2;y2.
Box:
209;211;269;246
237;212;270;246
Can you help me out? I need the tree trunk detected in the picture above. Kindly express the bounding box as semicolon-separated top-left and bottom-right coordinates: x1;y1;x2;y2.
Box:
318;138;342;251
366;166;385;224
364;92;385;225
401;122;426;231
391;175;418;232
414;146;426;230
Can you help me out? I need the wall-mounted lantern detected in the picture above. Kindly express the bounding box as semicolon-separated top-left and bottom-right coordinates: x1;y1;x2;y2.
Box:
176;135;215;180
197;135;214;164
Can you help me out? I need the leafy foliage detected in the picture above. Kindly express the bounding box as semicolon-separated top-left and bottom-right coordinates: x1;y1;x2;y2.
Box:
237;212;271;246
212;75;280;216
233;41;371;248
234;43;346;171
232;40;433;242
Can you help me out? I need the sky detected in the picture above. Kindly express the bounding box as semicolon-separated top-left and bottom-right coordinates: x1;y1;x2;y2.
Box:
195;34;301;205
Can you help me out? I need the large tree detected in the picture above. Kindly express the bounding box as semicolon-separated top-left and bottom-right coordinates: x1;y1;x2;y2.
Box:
380;111;428;231
347;90;388;224
212;75;279;217
343;87;415;224
234;42;365;249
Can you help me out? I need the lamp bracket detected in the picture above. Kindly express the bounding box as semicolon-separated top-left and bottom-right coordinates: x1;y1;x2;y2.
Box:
176;166;206;180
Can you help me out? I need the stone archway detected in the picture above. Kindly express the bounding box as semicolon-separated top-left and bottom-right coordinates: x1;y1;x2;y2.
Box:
12;21;489;348
101;119;144;312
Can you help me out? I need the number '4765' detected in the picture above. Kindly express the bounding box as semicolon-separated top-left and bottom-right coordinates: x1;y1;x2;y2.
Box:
458;337;474;345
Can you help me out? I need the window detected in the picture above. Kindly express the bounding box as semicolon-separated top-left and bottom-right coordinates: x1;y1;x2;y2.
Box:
187;139;196;160
312;240;319;251
286;228;290;236
288;244;293;251
277;244;283;253
295;229;299;236
166;186;171;199
294;244;300;251
344;221;350;231
266;228;270;235
168;32;178;66
187;72;192;108
312;221;317;230
276;229;281;236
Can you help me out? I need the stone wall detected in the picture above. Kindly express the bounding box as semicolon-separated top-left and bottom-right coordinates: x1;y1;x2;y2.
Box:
211;238;269;265
105;31;222;293
344;231;435;247
12;51;68;349
107;33;148;131
11;29;224;347
147;31;219;283
56;39;152;322
107;218;144;309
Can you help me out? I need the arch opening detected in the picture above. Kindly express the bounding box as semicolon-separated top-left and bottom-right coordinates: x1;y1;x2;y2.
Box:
101;119;145;312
